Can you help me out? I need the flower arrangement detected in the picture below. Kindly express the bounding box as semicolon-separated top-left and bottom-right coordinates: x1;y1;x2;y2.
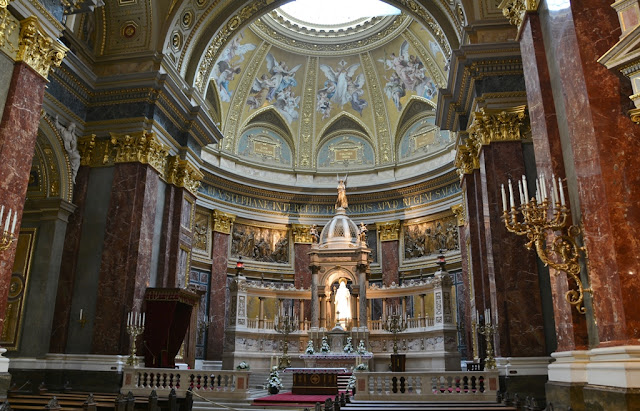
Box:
305;340;315;355
236;361;250;370
354;363;368;371
347;375;357;392
267;366;283;393
343;337;354;353
320;336;331;353
357;339;368;354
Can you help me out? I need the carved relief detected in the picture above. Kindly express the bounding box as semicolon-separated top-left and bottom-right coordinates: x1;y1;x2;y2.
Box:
231;223;289;264
193;210;210;252
403;216;459;260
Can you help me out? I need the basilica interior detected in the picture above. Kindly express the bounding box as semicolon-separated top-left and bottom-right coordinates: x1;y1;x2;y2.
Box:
0;0;639;410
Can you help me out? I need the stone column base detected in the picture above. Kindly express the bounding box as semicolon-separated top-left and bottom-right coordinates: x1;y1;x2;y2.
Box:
545;381;586;411
583;384;640;410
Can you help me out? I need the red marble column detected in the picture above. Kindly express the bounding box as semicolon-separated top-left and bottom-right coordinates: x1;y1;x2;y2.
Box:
91;163;160;355
0;63;47;337
157;185;195;288
49;165;90;352
519;13;588;351
380;241;399;286
207;230;229;361
294;242;311;320
479;142;546;357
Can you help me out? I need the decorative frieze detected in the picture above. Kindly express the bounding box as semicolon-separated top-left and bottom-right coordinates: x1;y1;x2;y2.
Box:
16;16;67;80
213;210;235;235
376;220;400;242
292;224;312;244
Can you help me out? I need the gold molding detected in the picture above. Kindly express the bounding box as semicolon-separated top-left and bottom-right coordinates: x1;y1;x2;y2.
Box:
109;131;170;176
376;220;401;242
451;204;465;227
630;107;640;124
292;224;312;244
78;134;96;166
16;16;67;80
499;0;540;35
166;155;204;197
213;209;235;234
0;1;19;59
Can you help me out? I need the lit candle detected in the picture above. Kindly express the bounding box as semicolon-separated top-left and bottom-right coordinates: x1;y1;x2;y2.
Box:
522;175;529;202
508;180;515;208
4;209;11;233
559;178;566;206
11;211;17;234
518;180;524;205
501;184;507;212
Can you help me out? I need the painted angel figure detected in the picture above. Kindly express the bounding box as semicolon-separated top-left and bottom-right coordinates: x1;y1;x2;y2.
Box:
213;31;256;102
319;60;365;108
265;53;302;102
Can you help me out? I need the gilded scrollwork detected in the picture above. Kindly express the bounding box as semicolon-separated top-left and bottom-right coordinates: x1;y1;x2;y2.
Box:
166;156;204;196
299;56;317;168
498;0;539;34
403;216;459;260
451;204;465;227
292;224;312;244
213;210;235;234
231;223;289;264
110;131;170;175
361;52;392;163
376;220;401;242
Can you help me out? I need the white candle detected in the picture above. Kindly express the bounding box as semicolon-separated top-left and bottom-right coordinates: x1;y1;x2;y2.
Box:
552;174;559;204
508;180;515;208
11;211;17;234
501;184;507;212
476;309;479;323
542;174;548;201
535;180;541;203
0;206;4;227
143;313;145;325
522;175;530;202
80;308;83;320
518;180;524;205
4;209;11;233
559;178;566;206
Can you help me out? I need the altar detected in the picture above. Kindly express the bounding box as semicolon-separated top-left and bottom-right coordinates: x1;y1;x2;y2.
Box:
284;368;349;395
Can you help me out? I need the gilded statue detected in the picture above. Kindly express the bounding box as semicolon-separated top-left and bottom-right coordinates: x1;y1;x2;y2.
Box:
336;175;348;209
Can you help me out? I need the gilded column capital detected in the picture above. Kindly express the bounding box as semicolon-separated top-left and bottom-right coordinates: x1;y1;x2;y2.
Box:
454;143;478;177
499;0;539;35
16;16;68;79
109;131;170;176
376;220;400;242
77;134;96;166
469;106;528;146
292;224;312;244
0;1;19;59
451;204;465;227
213;210;235;234
166;156;203;197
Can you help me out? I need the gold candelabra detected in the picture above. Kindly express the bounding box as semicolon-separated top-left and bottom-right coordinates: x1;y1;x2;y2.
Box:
274;313;298;369
383;309;408;355
478;322;496;370
126;311;145;366
0;206;18;251
501;174;591;314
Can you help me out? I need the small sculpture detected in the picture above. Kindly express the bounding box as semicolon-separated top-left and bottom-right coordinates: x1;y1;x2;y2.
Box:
358;222;368;243
343;337;354;353
335;176;348;209
357;339;368;354
320;336;331;353
305;340;315;355
310;224;319;243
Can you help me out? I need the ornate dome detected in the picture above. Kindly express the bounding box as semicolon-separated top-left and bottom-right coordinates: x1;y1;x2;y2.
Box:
318;208;360;248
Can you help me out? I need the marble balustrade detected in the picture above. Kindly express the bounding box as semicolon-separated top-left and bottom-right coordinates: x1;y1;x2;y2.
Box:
121;368;251;399
354;370;499;401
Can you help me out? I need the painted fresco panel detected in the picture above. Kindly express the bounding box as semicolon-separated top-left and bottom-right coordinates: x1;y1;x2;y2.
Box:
399;116;452;160
213;30;259;104
317;135;374;169
237;127;292;166
316;57;368;120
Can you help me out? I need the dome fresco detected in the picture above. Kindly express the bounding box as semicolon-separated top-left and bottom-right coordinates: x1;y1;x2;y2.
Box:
205;8;452;178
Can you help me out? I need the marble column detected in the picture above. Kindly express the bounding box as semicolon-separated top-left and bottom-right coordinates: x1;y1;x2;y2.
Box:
319;295;325;328
0;12;67;344
91;162;161;355
207;210;234;361
377;221;400;286
258;297;265;328
311;267;319;328
357;264;368;328
293;225;312;321
519;11;588;352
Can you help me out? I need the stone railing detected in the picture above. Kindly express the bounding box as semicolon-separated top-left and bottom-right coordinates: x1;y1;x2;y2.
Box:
121;367;251;400
354;370;499;401
368;316;435;331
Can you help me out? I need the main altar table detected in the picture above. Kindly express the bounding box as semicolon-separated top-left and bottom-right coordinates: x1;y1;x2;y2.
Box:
284;368;349;395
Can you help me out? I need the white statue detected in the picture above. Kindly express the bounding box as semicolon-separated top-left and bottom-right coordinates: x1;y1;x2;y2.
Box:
54;115;81;184
334;278;352;327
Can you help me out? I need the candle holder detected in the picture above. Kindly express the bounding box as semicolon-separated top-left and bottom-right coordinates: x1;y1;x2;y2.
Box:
126;311;145;366
478;322;496;370
274;314;298;369
0;206;18;251
383;311;408;355
501;175;591;314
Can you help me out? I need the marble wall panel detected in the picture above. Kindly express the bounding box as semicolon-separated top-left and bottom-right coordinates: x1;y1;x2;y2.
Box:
294;243;311;320
381;241;399;287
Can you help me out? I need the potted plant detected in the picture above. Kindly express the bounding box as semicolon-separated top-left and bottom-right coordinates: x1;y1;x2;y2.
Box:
236;361;250;371
267;366;283;394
